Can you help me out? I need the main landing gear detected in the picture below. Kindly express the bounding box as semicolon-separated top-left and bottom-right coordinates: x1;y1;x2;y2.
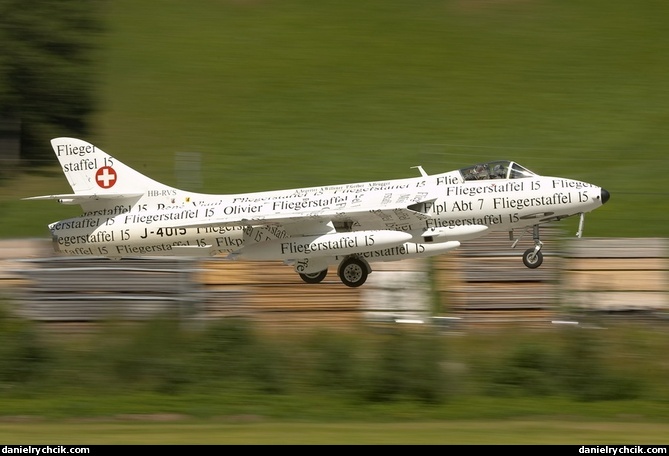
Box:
297;256;371;287
337;256;370;287
299;269;328;284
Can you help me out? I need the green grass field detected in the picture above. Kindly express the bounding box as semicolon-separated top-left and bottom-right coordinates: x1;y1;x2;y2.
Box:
2;420;669;444
1;0;668;238
0;319;667;444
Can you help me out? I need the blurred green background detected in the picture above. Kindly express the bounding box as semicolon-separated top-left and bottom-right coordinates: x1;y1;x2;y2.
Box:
1;0;668;238
0;311;668;443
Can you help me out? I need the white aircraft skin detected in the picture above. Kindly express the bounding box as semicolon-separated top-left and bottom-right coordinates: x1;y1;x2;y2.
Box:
25;137;610;287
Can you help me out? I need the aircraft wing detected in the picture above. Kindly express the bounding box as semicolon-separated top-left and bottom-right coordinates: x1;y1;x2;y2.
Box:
260;206;430;233
177;200;435;235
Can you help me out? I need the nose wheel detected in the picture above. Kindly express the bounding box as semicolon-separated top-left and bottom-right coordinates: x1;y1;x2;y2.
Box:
522;247;543;268
513;224;544;269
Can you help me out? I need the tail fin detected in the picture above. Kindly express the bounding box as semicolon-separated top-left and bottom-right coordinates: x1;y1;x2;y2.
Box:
24;137;178;210
51;137;174;195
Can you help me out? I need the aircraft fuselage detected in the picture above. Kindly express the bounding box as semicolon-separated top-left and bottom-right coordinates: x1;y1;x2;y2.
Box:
29;138;610;287
48;173;603;259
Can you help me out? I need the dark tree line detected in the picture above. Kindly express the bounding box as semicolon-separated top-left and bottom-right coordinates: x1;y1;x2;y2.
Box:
0;0;103;164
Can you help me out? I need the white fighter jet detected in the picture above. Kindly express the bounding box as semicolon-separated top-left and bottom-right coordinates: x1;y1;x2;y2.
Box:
25;138;610;287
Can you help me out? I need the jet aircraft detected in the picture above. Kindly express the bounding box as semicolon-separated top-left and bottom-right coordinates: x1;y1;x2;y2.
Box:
25;138;610;287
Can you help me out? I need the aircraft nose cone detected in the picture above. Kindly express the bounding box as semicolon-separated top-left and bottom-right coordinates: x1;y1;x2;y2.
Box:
601;188;610;204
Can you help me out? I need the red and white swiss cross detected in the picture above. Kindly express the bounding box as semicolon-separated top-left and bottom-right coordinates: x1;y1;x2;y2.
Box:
95;166;117;189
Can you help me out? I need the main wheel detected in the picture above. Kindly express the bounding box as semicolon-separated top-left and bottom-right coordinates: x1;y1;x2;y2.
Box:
338;257;368;287
522;248;544;269
299;269;328;284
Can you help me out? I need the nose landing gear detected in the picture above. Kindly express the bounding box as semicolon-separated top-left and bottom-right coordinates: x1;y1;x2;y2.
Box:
512;224;544;269
523;224;544;269
522;246;543;268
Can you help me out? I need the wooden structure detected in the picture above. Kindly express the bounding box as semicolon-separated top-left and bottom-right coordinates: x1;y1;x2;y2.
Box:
432;227;564;327
1;236;668;330
197;257;432;330
196;259;362;329
561;237;669;315
7;257;199;322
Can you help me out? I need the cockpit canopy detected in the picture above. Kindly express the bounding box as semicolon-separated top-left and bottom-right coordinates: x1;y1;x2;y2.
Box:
459;160;537;181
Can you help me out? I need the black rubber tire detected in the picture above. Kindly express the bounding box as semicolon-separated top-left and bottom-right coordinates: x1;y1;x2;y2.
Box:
299;269;328;284
522;248;544;269
338;257;368;287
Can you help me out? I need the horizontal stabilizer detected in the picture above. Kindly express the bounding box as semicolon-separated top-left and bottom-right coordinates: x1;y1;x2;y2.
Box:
23;192;144;204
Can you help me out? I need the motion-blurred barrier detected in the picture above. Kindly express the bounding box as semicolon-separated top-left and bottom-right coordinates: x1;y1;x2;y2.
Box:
0;235;667;329
196;259;361;328
6;256;201;321
561;237;669;315
433;226;563;328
